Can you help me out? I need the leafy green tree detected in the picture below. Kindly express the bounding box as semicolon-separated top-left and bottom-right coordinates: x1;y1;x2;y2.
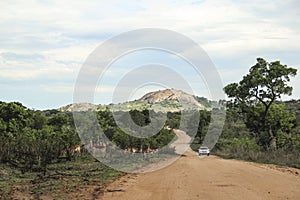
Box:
0;102;33;163
33;126;60;174
0;102;32;132
112;129;130;149
166;112;181;129
48;113;69;131
31;111;47;130
224;58;297;148
60;125;80;161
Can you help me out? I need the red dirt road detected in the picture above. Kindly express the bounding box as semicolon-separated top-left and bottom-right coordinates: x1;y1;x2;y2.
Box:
103;149;300;200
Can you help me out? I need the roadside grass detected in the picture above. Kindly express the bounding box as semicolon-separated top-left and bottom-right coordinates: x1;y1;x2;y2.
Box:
0;155;123;199
213;149;300;169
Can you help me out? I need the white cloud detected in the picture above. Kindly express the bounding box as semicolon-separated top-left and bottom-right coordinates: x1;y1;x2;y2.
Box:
40;84;73;93
0;51;80;81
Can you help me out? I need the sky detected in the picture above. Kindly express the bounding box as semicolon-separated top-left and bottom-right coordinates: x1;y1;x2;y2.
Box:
0;0;300;110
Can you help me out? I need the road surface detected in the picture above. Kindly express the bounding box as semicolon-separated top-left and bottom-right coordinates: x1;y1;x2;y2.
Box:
103;149;300;200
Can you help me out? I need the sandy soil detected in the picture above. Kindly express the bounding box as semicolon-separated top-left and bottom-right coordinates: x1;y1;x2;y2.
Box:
103;149;300;200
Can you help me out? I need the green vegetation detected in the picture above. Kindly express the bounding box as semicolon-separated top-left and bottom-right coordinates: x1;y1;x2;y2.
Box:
75;109;177;153
193;96;213;108
224;58;297;149
215;58;299;167
0;104;179;198
0;155;122;199
0;102;81;174
0;102;122;198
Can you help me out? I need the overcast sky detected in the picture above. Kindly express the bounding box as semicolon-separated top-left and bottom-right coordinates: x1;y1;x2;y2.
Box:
1;0;299;109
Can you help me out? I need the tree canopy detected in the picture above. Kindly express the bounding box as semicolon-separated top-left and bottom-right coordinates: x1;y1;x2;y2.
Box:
224;58;297;148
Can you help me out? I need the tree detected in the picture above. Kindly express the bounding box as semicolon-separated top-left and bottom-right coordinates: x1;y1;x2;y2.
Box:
112;129;129;149
0;102;32;132
60;125;80;161
31;111;47;130
224;58;297;148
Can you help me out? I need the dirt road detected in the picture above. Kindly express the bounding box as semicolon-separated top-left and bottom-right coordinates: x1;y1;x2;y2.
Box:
103;149;300;200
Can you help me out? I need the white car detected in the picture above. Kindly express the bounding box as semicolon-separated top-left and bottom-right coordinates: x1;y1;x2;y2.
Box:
198;146;210;156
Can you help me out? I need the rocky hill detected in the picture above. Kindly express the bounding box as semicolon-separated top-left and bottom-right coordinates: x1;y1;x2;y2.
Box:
139;89;199;104
137;88;205;110
59;89;210;112
59;103;97;112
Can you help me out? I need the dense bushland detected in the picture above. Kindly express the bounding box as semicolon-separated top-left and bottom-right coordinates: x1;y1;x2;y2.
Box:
0;103;180;174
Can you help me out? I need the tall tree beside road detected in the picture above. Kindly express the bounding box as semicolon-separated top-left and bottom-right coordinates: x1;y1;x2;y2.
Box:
224;58;297;149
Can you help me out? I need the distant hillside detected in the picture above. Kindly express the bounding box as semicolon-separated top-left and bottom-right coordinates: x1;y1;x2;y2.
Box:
59;89;210;112
59;103;97;112
111;89;208;112
139;89;204;106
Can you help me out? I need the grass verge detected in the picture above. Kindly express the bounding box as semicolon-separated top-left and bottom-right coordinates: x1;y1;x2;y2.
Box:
0;155;123;199
213;149;300;169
